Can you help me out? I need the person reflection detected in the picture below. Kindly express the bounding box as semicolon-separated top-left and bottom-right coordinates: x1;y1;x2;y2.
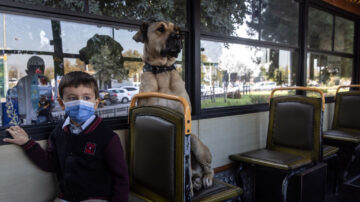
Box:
37;94;53;124
16;56;52;125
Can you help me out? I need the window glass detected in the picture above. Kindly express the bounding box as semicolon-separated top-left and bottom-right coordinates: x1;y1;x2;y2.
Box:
61;22;112;54
307;53;352;96
260;0;298;46
334;16;354;54
2;54;55;126
88;0;186;27
0;12;186;127
8;0;84;12
307;8;332;51
200;40;297;108
4;14;54;52
0;15;3;48
200;0;259;39
63;58;86;74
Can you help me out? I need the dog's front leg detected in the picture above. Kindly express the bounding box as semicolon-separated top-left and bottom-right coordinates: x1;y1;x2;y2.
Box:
190;134;214;189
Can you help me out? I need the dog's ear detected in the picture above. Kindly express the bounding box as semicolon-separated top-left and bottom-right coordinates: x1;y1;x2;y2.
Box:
133;22;149;43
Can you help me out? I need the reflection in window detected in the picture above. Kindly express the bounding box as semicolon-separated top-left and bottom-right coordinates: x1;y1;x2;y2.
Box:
201;0;298;45
307;8;332;51
4;54;54;125
260;0;298;46
201;0;258;38
3;13;54;52
64;58;86;74
335;16;354;54
89;0;186;27
0;16;3;48
200;40;297;108
0;12;186;127
307;53;352;96
9;0;84;12
61;22;112;54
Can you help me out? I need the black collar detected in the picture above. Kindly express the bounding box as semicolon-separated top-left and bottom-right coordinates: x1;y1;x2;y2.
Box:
143;63;176;74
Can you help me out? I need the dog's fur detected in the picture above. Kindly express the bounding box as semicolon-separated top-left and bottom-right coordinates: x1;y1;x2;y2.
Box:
133;21;214;194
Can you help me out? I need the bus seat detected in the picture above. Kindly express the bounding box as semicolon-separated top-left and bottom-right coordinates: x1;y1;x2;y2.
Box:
0;140;57;202
229;87;326;202
323;145;340;159
128;92;242;202
323;86;360;182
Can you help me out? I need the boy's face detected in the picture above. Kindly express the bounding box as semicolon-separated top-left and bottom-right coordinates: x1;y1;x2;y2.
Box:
59;84;99;110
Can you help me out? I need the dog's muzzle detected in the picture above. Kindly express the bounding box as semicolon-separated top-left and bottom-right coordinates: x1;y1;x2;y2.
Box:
161;32;183;58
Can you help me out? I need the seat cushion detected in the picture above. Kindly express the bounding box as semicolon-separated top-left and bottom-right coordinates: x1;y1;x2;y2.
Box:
229;149;312;170
324;130;360;143
323;145;339;158
192;179;242;202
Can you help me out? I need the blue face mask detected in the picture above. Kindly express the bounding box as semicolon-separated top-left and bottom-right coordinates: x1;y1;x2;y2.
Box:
64;100;95;124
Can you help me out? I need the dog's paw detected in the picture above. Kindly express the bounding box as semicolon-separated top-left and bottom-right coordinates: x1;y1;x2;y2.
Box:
192;176;202;191
202;172;214;188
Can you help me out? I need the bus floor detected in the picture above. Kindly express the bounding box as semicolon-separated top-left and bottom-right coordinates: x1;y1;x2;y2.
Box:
325;174;360;202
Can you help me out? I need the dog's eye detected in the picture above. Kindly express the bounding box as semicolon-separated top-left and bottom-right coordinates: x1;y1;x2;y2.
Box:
157;26;165;33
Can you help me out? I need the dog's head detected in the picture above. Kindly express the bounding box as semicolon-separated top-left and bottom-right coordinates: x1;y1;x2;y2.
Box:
133;21;183;59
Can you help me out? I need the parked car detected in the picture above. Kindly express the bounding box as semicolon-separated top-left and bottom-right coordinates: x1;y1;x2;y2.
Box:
252;81;277;91
120;86;139;97
201;85;210;96
214;87;224;94
107;88;131;103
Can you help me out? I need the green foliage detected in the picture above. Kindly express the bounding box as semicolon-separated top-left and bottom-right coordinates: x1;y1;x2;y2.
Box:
249;95;268;104
227;90;242;99
308;8;333;50
201;0;247;35
123;50;143;78
90;44;128;84
89;0;186;26
256;0;299;45
201;94;269;108
274;68;287;86
12;0;84;11
266;49;279;81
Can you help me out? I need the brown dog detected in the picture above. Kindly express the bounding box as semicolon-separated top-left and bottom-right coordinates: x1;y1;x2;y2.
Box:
133;21;214;194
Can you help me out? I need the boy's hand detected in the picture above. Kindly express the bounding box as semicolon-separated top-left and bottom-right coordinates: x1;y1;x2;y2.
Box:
3;126;30;146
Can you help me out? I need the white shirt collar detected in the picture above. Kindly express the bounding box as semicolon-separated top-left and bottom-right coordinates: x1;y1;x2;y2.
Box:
62;115;96;134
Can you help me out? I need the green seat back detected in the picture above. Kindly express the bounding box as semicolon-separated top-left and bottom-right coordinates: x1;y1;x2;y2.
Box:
129;106;191;202
333;91;360;131
267;96;323;162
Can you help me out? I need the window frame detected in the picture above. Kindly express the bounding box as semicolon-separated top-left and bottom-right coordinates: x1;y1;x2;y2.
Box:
197;0;301;118
305;1;359;101
0;0;359;144
0;0;190;144
196;0;360;119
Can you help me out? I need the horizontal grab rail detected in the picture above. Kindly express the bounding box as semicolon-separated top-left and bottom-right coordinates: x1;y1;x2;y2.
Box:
335;85;360;97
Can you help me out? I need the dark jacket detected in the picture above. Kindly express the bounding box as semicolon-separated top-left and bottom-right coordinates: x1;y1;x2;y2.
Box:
22;117;129;202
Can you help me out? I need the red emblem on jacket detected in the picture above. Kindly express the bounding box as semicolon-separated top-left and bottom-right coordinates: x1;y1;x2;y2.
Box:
84;142;96;155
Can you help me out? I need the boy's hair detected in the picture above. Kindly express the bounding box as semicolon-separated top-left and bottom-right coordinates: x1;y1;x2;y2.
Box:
59;71;99;99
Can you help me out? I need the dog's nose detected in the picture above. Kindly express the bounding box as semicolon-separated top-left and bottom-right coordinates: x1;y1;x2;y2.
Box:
170;32;181;40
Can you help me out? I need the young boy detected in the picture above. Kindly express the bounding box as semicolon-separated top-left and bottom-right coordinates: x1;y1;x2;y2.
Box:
4;71;129;202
